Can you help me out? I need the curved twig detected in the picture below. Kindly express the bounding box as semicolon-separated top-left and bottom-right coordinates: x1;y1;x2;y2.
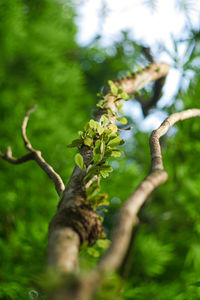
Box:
0;147;34;164
97;109;200;272
0;106;65;196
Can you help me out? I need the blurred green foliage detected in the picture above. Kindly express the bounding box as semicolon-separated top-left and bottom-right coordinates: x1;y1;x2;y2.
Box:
0;0;200;300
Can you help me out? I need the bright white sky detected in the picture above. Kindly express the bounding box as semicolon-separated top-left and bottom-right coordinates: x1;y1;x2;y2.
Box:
75;0;200;130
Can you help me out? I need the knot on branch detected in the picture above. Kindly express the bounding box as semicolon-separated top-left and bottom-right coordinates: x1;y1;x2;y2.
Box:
49;204;104;246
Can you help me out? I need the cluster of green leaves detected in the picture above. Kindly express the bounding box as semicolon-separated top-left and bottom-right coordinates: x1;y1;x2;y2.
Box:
68;80;133;208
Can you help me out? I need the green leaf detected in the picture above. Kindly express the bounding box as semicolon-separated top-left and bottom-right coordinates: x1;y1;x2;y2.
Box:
97;125;104;135
83;122;89;131
78;131;84;138
117;117;128;125
136;64;142;72
89;119;98;130
67;139;82;148
111;150;123;157
118;102;124;114
100;165;113;172
107;137;123;147
83;137;93;147
96;239;111;249
100;170;110;178
86;182;100;199
119;139;125;145
96;100;104;108
94;154;102;164
100;115;108;125
95;139;101;148
108;124;118;133
108;80;118;96
104;129;112;136
87;248;100;258
118;89;129;100
87;128;95;138
86;165;100;173
126;71;132;78
94;140;101;155
104;149;112;158
80;241;88;250
91;193;109;207
107;108;113;117
75;153;84;169
131;68;136;73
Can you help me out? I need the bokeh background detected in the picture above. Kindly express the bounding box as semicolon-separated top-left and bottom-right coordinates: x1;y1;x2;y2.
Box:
0;0;200;299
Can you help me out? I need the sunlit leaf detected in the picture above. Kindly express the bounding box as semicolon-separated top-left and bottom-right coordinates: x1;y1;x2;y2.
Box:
117;117;128;125
107;137;123;147
100;170;110;178
87;248;100;258
97;125;104;135
96;239;111;249
108;124;118;133
111;150;123;157
84;137;93;147
108;80;118;96
96;100;104;108
75;153;84;169
94;154;102;164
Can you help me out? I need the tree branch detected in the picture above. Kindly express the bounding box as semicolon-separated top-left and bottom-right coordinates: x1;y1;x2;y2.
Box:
0;147;34;164
74;108;200;300
47;62;170;276
0;105;65;196
98;108;200;273
104;62;170;95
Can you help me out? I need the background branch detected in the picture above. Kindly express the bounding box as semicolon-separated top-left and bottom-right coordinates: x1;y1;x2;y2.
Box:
0;106;65;196
98;108;200;273
104;62;170;95
0;147;34;164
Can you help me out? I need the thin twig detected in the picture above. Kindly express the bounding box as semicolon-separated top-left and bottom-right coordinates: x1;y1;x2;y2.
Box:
0;106;65;196
0;147;34;164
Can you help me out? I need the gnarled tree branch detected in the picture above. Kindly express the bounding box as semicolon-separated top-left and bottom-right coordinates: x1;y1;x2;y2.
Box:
47;62;170;276
0;105;65;196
